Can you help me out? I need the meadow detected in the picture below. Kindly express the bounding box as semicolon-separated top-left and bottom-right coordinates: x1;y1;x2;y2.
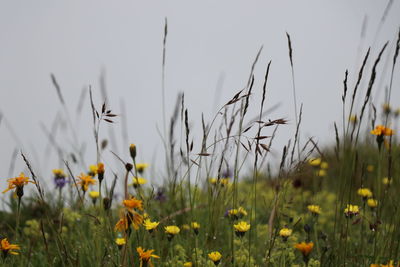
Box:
1;25;400;267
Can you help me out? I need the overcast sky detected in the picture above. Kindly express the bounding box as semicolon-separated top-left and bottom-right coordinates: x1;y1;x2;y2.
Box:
0;1;399;198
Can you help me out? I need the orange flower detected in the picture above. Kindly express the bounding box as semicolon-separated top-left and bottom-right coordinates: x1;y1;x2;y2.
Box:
0;238;20;256
294;242;314;256
2;173;35;195
371;125;394;136
137;247;159;266
123;196;143;211
76;173;96;192
114;216;129;232
128;211;144;230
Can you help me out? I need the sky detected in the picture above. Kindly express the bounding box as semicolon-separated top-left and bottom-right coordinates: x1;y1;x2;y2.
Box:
0;1;399;199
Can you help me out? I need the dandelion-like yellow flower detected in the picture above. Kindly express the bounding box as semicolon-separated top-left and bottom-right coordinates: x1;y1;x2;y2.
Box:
191;222;200;235
209;178;218;185
233;221;250;237
132;177;147;187
367;165;375;172
165;225;180;235
0;238;20;256
349;115;357;124
128;211;144;230
143;219;160;232
2;172;35;196
123;196;143;211
308;158;321;166
315;169;327;177
320;162;329;169
383;177;392;185
115;238;126;248
238;207;248;217
371;125;394;136
129;144;137;160
307;205;321;215
137;247;159;265
114;217;129;232
208;251;222;265
89;191;100;199
88;165;98;176
357;188;373;199
279;228;292;241
344;204;359;218
76;173;96;192
97;162;105;174
367;199;378;208
183;262;193;267
294;242;314;257
219;178;230;186
135;163;149;174
52;169;66;178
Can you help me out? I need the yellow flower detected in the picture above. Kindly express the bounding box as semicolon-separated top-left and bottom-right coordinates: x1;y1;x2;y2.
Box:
383;177;392;185
208;251;222;265
209;178;218;185
349;114;357;124
308;158;321;167
191;222;200;235
294;242;314;257
137;247;159;265
367;199;378;208
279;228;292;241
52;169;66;178
135;163;149;174
183;262;193;267
182;224;191;231
123;196;143;211
357;188;373;199
143;219;160;232
88;164;98;175
89;191;100;199
165;225;180;235
233;221;250;237
2;172;35;195
77;173;96;192
238;207;248;217
115;238;126;249
307;205;321;215
165;225;180;241
129;144;137;160
367;165;375;172
132;177;147;187
0;238;20;256
219;178;230;186
344;204;359;218
320;162;329;169
128;211;144;230
371;125;394;136
315;169;327;177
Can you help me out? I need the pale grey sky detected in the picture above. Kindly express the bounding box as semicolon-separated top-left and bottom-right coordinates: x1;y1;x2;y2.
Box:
0;1;399;198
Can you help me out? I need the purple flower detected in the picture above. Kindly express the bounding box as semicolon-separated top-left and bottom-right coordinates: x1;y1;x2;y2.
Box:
54;177;68;189
154;188;167;202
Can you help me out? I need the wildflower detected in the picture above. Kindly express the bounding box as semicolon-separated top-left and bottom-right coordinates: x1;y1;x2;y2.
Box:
53;169;66;178
143;219;159;233
208;251;222;266
383;177;392;185
344;204;359;218
367;199;378;209
371;125;394;150
76;173;96;193
357;188;373;199
115;238;126;249
191;222;200;235
320;162;329;169
135;163;149;174
154;188;167;202
137;247;159;266
182;224;191;231
0;238;20;258
88;164;98;176
127;211;144;230
129;144;137;160
89;191;100;204
132;177;147;188
115;217;129;232
238;207;248;217
209;178;218;185
97;162;105;183
54;172;68;189
183;262;193;267
383;103;391;114
219;178;230;187
233;221;250;237
123;196;143;211
279;227;292;241
294;242;314;263
307;205;321;215
2;172;35;198
315;169;327;177
165;225;180;241
308;158;321;167
367;165;375;173
227;207;247;220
